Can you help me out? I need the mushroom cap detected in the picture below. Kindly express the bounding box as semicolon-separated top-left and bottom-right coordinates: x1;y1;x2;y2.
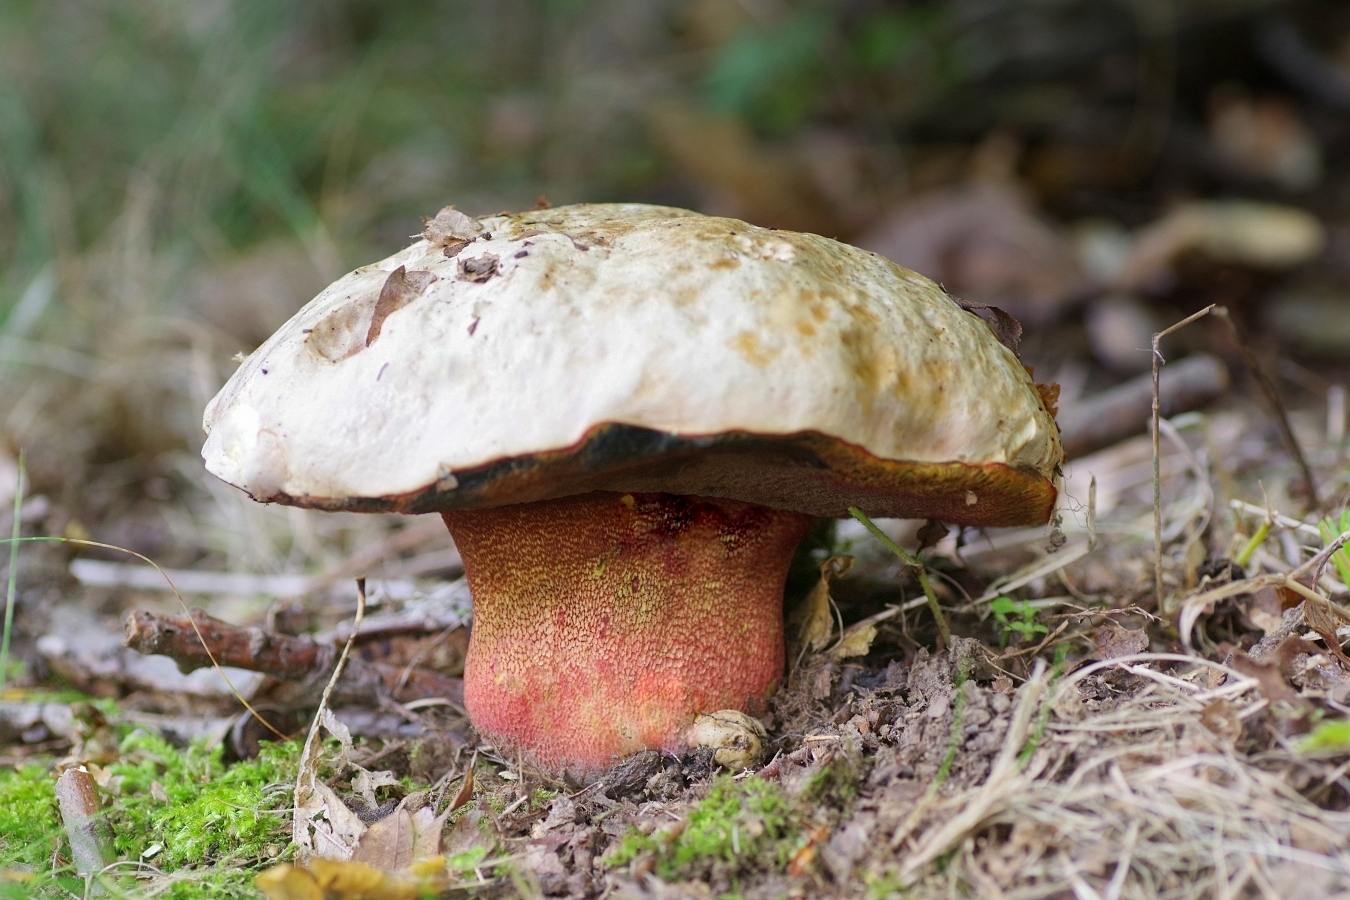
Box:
203;203;1062;526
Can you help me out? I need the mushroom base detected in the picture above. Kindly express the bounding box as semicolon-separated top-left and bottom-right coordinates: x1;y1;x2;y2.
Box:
443;491;813;781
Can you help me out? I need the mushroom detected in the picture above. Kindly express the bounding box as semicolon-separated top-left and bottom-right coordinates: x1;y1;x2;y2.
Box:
203;203;1062;780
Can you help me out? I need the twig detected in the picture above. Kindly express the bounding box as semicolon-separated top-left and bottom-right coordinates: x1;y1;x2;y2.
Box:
55;767;115;881
294;579;367;862
1213;307;1318;505
70;559;419;600
123;608;463;707
1153;305;1217;610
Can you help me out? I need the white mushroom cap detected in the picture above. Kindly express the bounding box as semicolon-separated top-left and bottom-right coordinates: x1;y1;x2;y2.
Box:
203;204;1062;525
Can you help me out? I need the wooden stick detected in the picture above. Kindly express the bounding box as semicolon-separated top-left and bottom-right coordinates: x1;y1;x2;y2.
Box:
55;767;114;880
123;609;463;707
1214;307;1319;506
1058;353;1229;459
1152;306;1217;610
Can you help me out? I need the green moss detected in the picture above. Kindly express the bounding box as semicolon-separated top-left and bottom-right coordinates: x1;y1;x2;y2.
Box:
0;763;64;869
609;776;802;881
102;731;298;871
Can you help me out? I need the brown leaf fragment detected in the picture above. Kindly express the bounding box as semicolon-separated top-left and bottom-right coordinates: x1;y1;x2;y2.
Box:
1302;596;1350;669
421;206;481;247
459;254;499;283
442;240;469;259
1230;650;1302;708
448;764;475;815
1273;635;1322;673
1245;586;1287;636
915;519;949;553
788;825;829;877
366;267;436;347
1093;622;1149;660
256;858;446;900
955;298;1023;355
1034;381;1060;419
441;803;499;859
1200;700;1243;742
297;779;367;861
350;801;449;872
790;555;853;655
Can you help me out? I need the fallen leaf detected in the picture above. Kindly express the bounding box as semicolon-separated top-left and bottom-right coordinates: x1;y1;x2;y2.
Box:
351;801;449;872
1200;700;1243;742
790;556;853;654
914;519;950;553
1093;622;1149;660
351;767;402;813
1230;650;1303;708
440;804;498;860
1301;596;1350;668
1245;586;1287;636
788;825;829;878
365;267;436;346
295;709;366;862
830;606;900;660
448;764;475;816
256;857;447;900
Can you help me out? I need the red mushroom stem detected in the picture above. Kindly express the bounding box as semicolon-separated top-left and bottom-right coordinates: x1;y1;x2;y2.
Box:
443;491;812;779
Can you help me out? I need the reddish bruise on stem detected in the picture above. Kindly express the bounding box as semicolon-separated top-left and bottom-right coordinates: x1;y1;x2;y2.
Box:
443;491;812;780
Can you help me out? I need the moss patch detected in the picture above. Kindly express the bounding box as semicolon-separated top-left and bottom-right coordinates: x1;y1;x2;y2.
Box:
103;731;297;871
0;731;301;898
610;775;803;882
0;762;71;897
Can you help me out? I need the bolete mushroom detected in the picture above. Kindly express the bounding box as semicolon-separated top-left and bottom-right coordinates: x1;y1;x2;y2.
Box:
203;203;1062;780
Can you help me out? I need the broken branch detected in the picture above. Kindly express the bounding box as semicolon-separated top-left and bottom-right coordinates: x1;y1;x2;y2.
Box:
123;609;463;707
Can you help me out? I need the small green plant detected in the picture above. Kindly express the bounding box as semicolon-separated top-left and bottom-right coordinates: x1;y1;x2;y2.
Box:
1319;511;1350;587
932;658;971;789
990;597;1048;646
1298;718;1350;756
1018;643;1071;767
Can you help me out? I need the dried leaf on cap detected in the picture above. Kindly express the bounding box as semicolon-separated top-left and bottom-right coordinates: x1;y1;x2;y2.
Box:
366;267;436;346
422;206;481;247
458;254;499;283
955;298;1023;356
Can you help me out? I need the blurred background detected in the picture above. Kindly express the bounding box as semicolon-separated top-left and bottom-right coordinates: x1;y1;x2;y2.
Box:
1;0;1348;646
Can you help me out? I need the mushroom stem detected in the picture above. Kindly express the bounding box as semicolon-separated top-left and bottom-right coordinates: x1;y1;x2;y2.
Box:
443;491;812;780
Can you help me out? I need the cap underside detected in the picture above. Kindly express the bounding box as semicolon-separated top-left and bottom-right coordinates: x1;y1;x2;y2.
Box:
266;423;1057;527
